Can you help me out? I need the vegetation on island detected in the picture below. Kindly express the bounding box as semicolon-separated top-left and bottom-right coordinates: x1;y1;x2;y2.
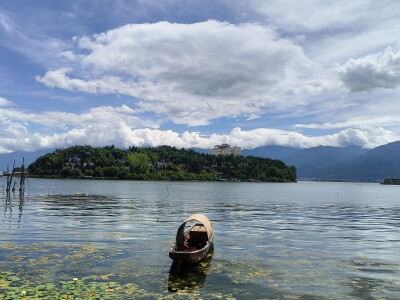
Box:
27;145;296;182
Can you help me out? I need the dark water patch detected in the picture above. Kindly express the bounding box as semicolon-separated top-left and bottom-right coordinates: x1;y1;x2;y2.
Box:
346;276;387;300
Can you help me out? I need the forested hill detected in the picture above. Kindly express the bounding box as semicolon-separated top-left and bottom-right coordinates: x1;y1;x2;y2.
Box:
27;145;297;182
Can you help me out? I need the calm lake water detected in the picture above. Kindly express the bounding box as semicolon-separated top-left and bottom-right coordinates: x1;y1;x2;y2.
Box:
1;178;400;299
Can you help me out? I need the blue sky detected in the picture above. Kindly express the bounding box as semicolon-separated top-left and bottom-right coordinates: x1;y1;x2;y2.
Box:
1;0;400;153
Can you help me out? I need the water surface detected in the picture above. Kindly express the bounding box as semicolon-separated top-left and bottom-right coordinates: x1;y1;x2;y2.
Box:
1;178;400;299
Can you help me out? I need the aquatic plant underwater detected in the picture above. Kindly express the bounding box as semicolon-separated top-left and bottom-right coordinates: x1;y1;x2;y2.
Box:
0;242;271;299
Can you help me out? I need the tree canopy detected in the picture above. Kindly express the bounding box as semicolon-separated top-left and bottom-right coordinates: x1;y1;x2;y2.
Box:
27;145;296;182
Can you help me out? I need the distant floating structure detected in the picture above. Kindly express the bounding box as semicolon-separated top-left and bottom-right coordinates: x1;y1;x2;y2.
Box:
380;177;400;185
210;144;241;156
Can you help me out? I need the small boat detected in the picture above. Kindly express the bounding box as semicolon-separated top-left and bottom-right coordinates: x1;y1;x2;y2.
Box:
169;214;214;264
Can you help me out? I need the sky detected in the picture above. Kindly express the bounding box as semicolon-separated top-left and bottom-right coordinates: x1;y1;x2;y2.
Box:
1;0;400;154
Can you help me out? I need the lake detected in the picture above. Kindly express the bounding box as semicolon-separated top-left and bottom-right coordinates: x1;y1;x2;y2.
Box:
1;178;400;299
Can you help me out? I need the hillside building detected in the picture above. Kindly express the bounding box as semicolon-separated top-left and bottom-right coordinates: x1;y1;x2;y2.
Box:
210;144;241;156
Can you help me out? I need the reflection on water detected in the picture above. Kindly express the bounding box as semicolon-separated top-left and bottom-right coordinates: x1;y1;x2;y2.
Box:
2;192;26;229
168;247;214;292
345;257;400;299
1;179;400;298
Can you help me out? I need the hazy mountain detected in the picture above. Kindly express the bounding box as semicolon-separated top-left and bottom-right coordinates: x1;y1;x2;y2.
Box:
283;145;368;179
242;145;299;160
190;148;210;154
193;145;370;180
315;141;400;182
0;149;54;172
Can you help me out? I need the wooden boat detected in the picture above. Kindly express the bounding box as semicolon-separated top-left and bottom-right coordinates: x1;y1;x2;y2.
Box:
169;214;214;264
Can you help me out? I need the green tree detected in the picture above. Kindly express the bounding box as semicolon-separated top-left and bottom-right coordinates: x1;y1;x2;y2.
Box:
118;167;130;179
103;166;119;177
94;167;104;178
149;153;158;170
70;168;83;179
127;152;149;175
85;169;94;177
60;166;72;178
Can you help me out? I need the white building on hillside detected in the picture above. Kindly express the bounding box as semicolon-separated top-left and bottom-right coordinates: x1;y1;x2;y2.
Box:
210;144;241;156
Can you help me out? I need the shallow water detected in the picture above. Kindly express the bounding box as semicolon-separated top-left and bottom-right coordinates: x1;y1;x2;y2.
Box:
1;178;400;299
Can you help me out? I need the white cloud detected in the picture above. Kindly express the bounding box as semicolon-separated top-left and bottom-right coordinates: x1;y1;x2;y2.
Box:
37;20;329;125
0;7;70;66
0;97;15;107
337;47;400;92
331;127;398;149
0;11;14;34
295;115;400;130
1;99;397;153
205;127;399;149
3;1;400;155
249;0;400;69
250;0;400;34
0;105;152;129
0;104;159;152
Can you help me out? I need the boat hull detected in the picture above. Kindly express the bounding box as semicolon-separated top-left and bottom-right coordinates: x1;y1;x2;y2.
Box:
169;238;213;264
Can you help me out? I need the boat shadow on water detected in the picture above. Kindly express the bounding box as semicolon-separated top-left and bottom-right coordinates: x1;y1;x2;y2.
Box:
168;246;214;292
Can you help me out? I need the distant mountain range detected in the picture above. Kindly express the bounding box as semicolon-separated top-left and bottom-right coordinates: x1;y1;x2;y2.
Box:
2;141;400;182
310;142;400;182
282;145;369;180
241;145;299;160
241;142;400;182
0;149;54;172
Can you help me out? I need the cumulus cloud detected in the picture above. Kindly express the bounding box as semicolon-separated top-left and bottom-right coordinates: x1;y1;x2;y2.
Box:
4;2;400;155
325;127;399;149
37;20;326;125
207;127;398;149
0;104;159;152
0;99;397;153
337;47;400;92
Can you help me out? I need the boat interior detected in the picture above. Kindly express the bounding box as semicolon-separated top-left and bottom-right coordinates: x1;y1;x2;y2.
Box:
179;224;208;251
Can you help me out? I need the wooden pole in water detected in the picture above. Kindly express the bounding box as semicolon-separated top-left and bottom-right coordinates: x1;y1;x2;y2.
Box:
6;165;10;192
9;160;15;193
19;157;25;192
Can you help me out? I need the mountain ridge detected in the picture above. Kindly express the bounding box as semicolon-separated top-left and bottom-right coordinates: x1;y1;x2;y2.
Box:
239;142;400;182
0;149;55;172
313;141;400;182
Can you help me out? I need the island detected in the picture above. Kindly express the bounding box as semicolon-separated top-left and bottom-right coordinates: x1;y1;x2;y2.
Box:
27;145;296;182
